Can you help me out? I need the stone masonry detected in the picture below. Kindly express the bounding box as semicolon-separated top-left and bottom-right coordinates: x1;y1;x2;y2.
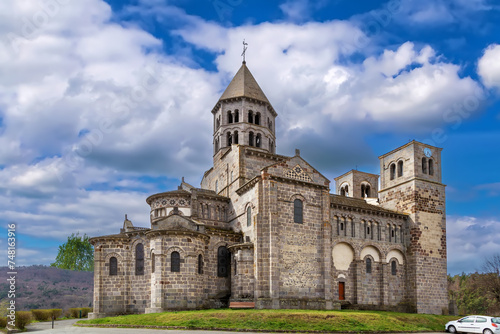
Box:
89;61;448;318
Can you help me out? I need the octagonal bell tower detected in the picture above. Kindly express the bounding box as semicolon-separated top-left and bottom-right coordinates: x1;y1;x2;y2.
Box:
212;61;277;156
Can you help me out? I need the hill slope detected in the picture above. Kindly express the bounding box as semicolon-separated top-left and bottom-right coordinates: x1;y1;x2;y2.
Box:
0;265;93;311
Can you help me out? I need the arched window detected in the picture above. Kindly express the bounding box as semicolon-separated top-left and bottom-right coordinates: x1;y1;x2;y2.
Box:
234;131;239;144
217;246;229;277
429;159;434;176
151;253;155;273
422;157;428;174
227;111;233;124
397;160;403;177
227;132;232;146
366;258;372;274
247;206;252;227
391;260;397;275
249;132;254;146
171;251;180;272
256;134;261;148
294;199;303;223
248;111;253;123
361;184;371;198
255;112;260;125
340;184;349;196
135;243;144;275
234;110;239;122
109;257;117;276
390;163;396;180
198;254;203;274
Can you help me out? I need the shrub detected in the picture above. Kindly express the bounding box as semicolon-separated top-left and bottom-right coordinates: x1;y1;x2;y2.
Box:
50;309;62;319
69;307;93;318
15;311;32;330
31;309;51;321
0;316;7;328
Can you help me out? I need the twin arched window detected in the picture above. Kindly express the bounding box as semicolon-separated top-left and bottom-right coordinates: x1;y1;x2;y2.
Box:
227;110;239;123
390;161;404;180
294;199;303;223
422;157;434;175
361;184;371;198
340;184;349;196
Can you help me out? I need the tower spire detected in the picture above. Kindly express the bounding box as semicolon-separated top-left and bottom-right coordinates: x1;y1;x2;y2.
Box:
241;39;248;64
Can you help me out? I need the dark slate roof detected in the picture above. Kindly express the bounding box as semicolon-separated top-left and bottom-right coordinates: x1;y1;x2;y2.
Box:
330;194;407;217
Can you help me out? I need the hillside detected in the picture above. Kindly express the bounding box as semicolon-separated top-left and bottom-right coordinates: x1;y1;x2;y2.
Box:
0;265;93;311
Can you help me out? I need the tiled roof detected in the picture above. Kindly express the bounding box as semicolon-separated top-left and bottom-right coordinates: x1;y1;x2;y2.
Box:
219;62;270;104
330;194;407;217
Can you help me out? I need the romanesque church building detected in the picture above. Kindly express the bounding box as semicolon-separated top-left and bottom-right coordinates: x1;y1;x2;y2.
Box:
90;61;448;317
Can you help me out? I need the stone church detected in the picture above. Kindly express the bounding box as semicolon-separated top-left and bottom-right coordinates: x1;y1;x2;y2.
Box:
89;61;448;317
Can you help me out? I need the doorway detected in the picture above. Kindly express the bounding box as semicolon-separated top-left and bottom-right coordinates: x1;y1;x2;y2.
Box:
338;282;345;300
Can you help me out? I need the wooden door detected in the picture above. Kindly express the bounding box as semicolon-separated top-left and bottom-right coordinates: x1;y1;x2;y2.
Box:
338;282;345;300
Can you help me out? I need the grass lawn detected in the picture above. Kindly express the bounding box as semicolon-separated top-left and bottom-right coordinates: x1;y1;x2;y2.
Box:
78;309;457;332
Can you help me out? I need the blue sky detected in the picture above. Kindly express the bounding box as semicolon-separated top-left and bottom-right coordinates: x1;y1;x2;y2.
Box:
0;0;499;275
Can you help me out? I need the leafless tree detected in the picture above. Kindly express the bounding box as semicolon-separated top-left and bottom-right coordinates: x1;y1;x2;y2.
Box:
481;253;500;304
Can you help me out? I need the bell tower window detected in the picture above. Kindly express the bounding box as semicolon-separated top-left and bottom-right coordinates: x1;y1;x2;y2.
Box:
249;132;254;146
256;134;261;148
248;111;253;123
227;111;233;124
429;159;434;176
397;160;403;177
234;110;239;122
227;132;232;146
255;112;260;125
390;163;396;180
422;157;428;174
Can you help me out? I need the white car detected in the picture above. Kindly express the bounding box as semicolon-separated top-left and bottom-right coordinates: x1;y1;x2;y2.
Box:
445;315;500;334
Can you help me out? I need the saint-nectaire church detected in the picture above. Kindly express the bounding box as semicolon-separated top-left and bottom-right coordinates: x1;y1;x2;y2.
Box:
89;60;448;317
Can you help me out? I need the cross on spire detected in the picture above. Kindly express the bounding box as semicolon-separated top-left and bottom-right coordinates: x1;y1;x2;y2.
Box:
241;39;248;63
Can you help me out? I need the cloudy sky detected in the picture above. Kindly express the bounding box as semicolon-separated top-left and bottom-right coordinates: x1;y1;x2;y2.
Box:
0;0;499;275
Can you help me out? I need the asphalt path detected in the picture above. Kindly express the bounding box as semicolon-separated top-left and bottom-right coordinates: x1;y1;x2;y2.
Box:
25;319;446;334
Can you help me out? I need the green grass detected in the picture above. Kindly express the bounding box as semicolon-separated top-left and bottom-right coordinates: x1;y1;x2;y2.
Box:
78;309;457;332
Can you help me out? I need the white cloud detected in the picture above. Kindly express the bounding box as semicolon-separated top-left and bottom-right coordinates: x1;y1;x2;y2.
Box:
447;216;500;274
478;44;500;89
0;0;491;269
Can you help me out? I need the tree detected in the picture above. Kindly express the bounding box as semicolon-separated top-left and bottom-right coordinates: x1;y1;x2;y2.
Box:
51;233;94;271
481;253;500;304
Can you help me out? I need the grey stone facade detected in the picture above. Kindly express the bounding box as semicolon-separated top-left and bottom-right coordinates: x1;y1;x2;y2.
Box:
89;62;448;318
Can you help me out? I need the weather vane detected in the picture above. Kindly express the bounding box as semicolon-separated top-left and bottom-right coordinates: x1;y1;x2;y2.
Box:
242;39;248;63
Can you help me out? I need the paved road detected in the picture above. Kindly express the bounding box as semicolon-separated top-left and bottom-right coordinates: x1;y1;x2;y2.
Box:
25;319;279;333
25;319;446;334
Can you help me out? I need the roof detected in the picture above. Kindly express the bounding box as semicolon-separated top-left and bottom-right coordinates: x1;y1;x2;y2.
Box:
218;62;270;104
330;194;407;217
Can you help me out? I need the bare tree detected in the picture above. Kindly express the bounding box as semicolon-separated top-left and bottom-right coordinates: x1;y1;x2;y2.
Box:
481;253;500;304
